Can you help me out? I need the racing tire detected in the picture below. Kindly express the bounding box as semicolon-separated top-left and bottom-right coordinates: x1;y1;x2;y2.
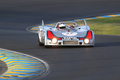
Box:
39;41;44;46
38;38;44;46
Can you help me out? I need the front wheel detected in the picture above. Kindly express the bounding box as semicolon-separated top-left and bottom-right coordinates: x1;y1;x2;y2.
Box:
38;38;44;46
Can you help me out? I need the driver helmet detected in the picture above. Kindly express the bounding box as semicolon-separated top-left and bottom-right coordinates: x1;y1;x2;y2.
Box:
59;24;66;29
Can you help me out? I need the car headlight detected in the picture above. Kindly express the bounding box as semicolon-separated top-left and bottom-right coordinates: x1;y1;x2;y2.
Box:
52;38;58;44
84;38;90;44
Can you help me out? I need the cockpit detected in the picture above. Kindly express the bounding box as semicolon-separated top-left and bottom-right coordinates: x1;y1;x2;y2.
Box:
56;22;78;30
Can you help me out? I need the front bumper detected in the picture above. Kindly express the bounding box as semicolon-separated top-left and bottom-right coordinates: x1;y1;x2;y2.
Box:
45;39;95;46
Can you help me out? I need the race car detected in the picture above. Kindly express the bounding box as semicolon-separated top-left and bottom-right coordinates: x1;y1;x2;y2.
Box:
38;20;95;47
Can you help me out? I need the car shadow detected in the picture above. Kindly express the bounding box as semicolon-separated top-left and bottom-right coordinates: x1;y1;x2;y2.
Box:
44;45;94;49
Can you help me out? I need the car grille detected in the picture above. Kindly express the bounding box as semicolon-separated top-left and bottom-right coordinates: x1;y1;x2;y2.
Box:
63;41;78;45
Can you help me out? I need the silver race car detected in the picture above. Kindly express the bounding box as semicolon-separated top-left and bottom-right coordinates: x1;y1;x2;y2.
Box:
38;20;95;47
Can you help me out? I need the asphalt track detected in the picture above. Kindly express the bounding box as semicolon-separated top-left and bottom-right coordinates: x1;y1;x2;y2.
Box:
0;0;120;80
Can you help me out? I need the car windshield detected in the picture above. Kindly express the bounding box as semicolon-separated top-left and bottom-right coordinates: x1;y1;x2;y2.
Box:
62;22;76;26
55;20;87;30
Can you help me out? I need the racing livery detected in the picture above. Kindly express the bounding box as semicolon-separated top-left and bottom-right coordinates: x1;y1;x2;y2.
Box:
38;20;95;47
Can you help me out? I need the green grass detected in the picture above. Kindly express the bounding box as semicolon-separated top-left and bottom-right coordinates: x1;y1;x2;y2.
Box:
85;17;120;35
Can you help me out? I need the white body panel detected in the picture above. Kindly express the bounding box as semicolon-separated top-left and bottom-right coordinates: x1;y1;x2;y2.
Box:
38;20;95;47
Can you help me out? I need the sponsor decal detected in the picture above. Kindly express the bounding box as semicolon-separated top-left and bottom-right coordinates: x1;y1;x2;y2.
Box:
62;32;77;36
63;37;78;40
